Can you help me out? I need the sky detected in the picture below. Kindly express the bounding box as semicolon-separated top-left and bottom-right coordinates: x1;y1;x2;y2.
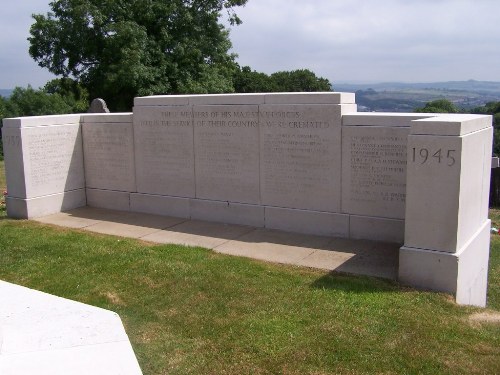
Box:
0;0;499;89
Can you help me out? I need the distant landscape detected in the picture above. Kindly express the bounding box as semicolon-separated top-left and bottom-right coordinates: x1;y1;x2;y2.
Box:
335;80;500;112
3;80;500;113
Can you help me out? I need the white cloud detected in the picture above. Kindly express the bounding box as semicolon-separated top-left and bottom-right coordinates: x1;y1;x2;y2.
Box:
0;0;499;87
229;0;500;82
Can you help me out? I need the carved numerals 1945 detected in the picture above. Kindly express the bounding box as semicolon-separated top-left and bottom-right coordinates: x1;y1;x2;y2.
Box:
412;148;456;166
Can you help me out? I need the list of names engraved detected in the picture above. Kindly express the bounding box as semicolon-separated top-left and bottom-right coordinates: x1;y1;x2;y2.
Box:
25;125;84;197
260;105;341;211
342;127;409;218
133;106;195;197
194;105;260;203
83;123;135;191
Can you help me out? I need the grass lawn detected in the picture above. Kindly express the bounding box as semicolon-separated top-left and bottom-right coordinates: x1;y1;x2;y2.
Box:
0;161;499;374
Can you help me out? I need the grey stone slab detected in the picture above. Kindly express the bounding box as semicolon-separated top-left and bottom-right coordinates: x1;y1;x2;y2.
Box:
349;215;404;244
341;126;409;219
2;115;82;128
133;105;195;197
3;124;84;199
133;95;190;106
82;122;136;192
130;193;190;218
343;113;433;127
34;211;101;229
86;189;130;211
141;220;255;249
410;114;492;136
217;229;398;278
264;206;349;237
259;104;343;212
83;211;185;239
188;94;265;105
297;243;399;280
193;105;260;204
190;199;264;227
215;228;330;263
264;92;355;105
80;113;132;123
404;128;492;253
6;190;86;219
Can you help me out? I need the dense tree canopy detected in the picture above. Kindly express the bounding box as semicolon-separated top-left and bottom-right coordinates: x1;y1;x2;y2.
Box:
472;101;500;155
233;66;332;93
414;99;459;113
29;0;248;110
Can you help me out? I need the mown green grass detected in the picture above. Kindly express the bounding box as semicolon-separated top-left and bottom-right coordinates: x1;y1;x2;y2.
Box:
0;218;499;375
0;162;499;374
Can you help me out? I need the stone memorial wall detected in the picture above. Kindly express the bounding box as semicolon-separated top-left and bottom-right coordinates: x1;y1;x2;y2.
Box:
2;93;493;306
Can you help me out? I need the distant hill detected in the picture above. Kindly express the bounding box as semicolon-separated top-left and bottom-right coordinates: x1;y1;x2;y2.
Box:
334;80;500;112
0;89;13;98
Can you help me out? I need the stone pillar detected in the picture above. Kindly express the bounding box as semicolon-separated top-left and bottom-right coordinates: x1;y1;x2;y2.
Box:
399;114;493;306
2;115;86;218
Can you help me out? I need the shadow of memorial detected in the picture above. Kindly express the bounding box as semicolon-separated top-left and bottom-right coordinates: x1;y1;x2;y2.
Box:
62;207;400;281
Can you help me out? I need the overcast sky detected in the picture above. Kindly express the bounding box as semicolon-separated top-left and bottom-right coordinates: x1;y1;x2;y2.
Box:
0;0;499;89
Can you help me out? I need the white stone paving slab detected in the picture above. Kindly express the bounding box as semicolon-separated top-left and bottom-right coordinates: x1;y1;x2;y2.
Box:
0;280;142;374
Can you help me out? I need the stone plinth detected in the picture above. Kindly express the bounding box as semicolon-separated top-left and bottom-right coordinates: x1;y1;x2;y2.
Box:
2;115;86;218
399;114;493;306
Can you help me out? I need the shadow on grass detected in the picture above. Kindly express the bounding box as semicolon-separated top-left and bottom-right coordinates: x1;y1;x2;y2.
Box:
310;270;399;294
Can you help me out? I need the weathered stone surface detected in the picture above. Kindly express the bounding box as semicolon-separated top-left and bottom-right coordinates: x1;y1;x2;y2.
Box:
133;105;195;197
3;122;84;199
193;105;260;204
342;126;409;219
82;121;136;192
259;104;343;212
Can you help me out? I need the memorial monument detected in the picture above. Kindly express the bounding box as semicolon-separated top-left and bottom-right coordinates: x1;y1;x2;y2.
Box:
2;92;493;306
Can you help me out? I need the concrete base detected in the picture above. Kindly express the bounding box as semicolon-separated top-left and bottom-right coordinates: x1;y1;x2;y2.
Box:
0;280;142;375
191;199;265;227
350;215;404;244
6;189;86;219
265;207;349;237
86;189;130;211
399;219;491;306
130;193;190;218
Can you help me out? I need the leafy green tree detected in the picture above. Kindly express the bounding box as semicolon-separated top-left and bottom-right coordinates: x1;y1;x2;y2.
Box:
233;66;274;93
28;0;247;111
472;101;500;155
44;78;89;113
414;99;459;113
269;69;332;92
234;66;332;93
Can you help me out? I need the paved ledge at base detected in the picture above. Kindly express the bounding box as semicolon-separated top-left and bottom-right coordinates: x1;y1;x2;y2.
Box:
0;280;142;375
34;207;399;280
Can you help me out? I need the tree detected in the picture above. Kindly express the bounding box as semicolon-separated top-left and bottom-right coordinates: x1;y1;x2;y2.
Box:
269;69;332;92
414;99;459;113
233;66;332;93
29;0;248;111
472;101;500;155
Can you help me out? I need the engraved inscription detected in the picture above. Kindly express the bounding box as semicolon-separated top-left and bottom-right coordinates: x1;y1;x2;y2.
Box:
134;107;195;197
194;106;260;203
349;135;407;205
83;124;135;191
27;130;78;186
412;148;456;166
260;105;341;212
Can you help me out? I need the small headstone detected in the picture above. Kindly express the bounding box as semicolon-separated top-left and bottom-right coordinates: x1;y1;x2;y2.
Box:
87;98;110;113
